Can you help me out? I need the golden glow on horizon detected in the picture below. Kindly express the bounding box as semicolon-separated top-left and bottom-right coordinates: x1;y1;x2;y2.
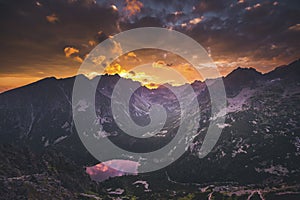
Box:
99;49;203;89
0;48;293;93
0;0;298;93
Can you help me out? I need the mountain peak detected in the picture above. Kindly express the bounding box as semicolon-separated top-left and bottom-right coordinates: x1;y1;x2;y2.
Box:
227;66;261;77
265;58;300;81
223;67;262;97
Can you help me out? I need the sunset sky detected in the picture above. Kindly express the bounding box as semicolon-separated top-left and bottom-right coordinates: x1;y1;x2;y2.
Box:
0;0;299;91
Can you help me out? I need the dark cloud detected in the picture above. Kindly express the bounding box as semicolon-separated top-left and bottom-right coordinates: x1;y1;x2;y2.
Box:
120;16;162;29
176;0;300;71
118;0;299;65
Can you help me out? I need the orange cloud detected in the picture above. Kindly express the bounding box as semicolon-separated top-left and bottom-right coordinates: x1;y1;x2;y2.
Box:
88;40;96;46
181;23;187;28
124;0;143;17
73;56;83;63
127;52;137;58
125;52;142;62
64;47;79;58
245;3;261;11
91;55;106;65
104;63;126;75
64;47;83;63
189;17;203;25
109;40;123;55
144;83;160;89
103;63;158;88
46;13;59;23
152;60;168;69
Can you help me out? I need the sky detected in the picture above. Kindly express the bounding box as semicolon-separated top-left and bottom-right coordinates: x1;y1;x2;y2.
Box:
0;0;299;91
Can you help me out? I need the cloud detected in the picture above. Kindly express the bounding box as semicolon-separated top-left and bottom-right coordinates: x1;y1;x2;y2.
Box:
143;82;160;89
46;13;59;23
91;55;106;65
253;3;261;9
288;24;300;31
110;40;123;55
104;63;126;75
245;3;261;11
125;52;142;62
124;0;143;17
152;60;168;69
111;4;118;11
63;47;83;63
73;55;83;63
103;63;157;88
36;1;42;7
189;17;203;25
127;52;137;58
88;40;96;46
128;71;136;76
64;47;79;57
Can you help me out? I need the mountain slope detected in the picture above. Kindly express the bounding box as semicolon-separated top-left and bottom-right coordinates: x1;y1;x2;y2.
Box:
0;60;299;199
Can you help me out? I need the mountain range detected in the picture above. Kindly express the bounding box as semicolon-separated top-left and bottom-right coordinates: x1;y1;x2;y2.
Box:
0;59;299;199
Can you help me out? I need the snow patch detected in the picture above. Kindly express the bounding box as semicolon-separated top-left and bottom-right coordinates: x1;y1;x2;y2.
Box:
61;121;69;129
211;88;255;120
77;100;89;112
232;146;247;157
294;136;300;156
216;123;231;129
255;165;289;176
44;140;49;147
107;188;124;195
93;128;111;139
133;180;151;192
53;136;68;144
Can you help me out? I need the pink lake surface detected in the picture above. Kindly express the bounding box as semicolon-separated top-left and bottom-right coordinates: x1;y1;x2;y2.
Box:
86;159;140;182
